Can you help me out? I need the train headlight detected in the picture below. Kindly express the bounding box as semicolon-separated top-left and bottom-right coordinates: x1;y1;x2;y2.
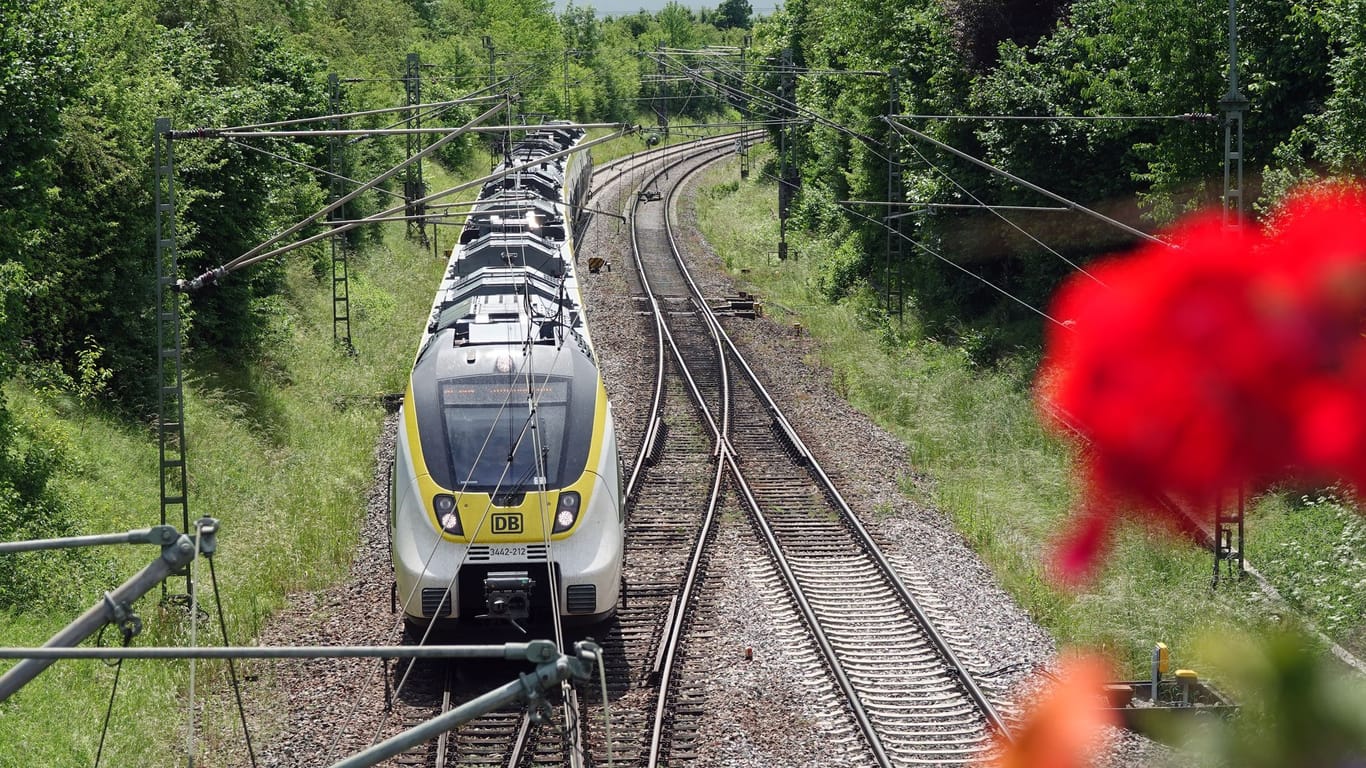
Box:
552;491;581;533
434;494;462;535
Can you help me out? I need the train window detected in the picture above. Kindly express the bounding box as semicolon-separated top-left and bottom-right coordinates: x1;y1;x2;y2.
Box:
442;376;573;491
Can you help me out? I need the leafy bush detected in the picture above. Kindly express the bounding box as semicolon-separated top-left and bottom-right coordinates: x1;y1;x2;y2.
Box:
0;399;86;610
816;232;870;301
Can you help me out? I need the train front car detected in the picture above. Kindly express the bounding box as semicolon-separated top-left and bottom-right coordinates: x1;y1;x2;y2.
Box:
391;126;623;635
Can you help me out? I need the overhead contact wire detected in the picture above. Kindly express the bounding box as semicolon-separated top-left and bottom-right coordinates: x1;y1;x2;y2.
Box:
221;99;508;274
518;244;566;654
198;128;629;285
218;93;507;132
350;220;561;765
842;205;1072;329
385;245;578;732
900;141;1109;287
370;136;614;757
382;350;574;752
662;53;1131;288
222;138;409;202
884;117;1166;245
371;375;531;754
649;52;899;168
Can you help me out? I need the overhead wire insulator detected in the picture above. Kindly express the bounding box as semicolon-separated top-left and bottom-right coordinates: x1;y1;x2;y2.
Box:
175;267;227;293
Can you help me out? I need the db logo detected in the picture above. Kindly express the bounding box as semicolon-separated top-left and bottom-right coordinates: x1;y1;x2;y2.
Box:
491;512;523;535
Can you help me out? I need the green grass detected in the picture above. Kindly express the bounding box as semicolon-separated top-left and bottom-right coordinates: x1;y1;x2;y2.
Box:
691;148;1362;680
0;153;494;765
1250;491;1366;658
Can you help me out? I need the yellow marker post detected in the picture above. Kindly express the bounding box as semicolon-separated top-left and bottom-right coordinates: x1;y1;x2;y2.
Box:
1152;643;1170;702
1176;669;1198;705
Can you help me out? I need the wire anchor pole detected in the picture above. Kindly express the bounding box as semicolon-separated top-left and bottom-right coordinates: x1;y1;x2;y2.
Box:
404;53;429;247
483;37;496;166
739;35;751;180
1214;0;1248;582
656;46;670;139
1220;0;1248;229
328;74;354;353
154;117;192;603
562;49;572;120
885;67;904;318
777;48;796;261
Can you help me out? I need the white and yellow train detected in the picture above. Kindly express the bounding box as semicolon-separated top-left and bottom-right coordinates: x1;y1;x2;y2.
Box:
390;125;622;632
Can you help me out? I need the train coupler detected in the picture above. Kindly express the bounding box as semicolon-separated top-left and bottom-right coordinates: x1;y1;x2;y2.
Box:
477;571;536;633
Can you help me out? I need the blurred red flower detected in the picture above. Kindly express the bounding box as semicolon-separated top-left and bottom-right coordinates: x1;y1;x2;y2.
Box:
985;655;1118;768
1037;187;1366;581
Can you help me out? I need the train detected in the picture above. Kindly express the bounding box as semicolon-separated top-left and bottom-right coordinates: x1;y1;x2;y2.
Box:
390;123;623;634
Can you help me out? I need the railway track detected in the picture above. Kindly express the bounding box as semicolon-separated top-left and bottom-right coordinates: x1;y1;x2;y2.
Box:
618;137;1012;767
381;655;578;768
369;128;1010;767
573;134;747;767
373;132;752;768
383;660;522;768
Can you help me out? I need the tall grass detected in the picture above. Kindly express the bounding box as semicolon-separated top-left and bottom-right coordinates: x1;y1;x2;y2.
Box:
692;149;1359;679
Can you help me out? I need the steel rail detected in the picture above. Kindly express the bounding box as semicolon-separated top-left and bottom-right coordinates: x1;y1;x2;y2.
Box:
644;462;726;768
704;298;1015;738
393;131;749;768
716;449;894;768
434;665;455;768
650;145;1013;753
328;646;596;768
507;710;533;767
371;132;749;768
642;150;896;768
590;131;752;191
603;132;758;501
629;147;734;452
624;138;909;767
660;150;1014;741
622;140;739;768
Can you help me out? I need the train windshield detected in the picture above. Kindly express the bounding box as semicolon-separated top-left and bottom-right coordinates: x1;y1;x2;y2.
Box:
440;376;573;491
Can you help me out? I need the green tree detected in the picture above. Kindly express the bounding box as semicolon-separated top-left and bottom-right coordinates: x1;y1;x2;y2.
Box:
941;0;1068;70
657;2;698;48
0;0;84;271
1319;0;1366;174
1265;0;1366;198
0;0;85;548
715;0;753;30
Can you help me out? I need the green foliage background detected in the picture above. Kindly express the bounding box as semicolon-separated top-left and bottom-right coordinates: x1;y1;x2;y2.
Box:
752;0;1365;358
